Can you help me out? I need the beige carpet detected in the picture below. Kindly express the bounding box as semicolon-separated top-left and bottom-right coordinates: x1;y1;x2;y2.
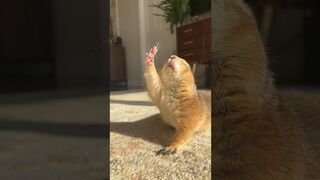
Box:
110;90;211;179
0;91;107;180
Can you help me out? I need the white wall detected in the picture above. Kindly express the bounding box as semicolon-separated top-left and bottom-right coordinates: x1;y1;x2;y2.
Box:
117;0;209;89
142;0;177;71
117;0;179;89
117;0;143;89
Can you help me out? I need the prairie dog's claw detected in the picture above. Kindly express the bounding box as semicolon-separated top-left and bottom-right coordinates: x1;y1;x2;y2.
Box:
145;42;160;65
154;42;160;49
156;146;177;156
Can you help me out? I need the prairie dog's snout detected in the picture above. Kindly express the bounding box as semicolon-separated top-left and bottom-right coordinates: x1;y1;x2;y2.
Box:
168;55;176;63
170;55;176;59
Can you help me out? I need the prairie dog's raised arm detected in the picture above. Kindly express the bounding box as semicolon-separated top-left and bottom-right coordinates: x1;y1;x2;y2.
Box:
144;43;162;107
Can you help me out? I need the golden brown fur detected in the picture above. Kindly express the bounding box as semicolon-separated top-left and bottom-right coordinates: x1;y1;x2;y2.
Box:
212;0;320;179
144;49;210;155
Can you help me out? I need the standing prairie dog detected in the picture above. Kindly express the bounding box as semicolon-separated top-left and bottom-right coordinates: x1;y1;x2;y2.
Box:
144;44;210;155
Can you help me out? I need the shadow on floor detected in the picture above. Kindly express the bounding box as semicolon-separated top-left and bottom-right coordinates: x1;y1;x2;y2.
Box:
0;88;106;106
110;99;153;106
110;114;175;146
0;119;107;139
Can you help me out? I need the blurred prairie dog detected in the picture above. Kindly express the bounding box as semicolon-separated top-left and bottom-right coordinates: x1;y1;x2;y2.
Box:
212;0;320;179
144;44;210;155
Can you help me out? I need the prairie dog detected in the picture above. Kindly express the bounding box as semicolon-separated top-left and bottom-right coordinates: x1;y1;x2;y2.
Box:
213;0;320;179
144;45;210;155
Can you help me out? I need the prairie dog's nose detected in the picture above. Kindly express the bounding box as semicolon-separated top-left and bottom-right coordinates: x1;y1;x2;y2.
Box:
168;55;176;63
170;55;177;59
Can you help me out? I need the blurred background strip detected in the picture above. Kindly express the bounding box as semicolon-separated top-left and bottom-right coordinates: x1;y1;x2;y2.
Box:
0;0;108;179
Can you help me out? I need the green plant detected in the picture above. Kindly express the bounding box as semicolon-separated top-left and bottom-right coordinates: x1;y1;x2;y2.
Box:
152;0;190;33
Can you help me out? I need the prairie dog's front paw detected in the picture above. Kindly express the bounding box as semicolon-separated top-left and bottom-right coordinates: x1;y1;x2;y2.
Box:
145;42;159;65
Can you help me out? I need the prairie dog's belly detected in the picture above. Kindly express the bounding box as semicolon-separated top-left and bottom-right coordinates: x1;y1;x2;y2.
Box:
158;95;180;129
157;90;210;131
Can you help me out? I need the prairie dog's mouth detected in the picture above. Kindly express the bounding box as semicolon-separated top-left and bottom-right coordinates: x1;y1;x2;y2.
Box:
167;55;177;70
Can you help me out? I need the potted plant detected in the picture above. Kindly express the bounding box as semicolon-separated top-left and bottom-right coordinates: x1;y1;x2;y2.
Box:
152;0;191;33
